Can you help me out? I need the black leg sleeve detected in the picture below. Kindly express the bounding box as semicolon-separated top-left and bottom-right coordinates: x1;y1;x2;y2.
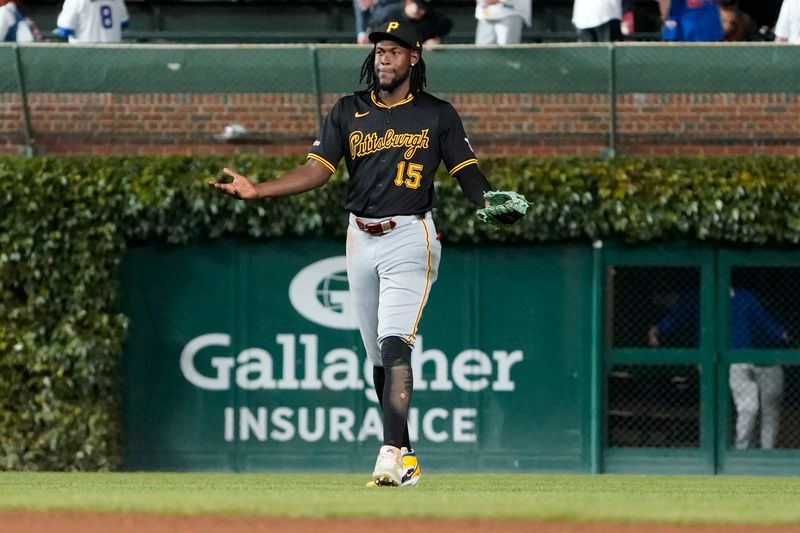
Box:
373;364;411;449
380;337;414;449
373;365;385;407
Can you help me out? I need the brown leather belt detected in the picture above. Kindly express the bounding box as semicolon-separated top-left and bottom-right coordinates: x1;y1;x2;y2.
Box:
355;218;397;236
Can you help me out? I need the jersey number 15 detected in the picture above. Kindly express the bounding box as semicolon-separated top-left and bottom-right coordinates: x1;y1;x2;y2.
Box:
394;162;423;190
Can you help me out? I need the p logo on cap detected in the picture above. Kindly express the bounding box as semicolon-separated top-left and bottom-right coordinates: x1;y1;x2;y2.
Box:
368;20;423;53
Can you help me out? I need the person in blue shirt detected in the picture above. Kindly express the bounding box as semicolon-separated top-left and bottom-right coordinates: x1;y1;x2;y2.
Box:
648;286;788;449
660;0;724;41
727;288;788;449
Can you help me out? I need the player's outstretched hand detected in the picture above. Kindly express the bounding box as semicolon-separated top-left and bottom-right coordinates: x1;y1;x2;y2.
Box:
209;168;259;199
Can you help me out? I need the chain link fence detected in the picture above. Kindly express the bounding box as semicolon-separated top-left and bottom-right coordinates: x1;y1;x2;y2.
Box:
607;266;703;449
608;266;702;350
605;262;800;451
727;267;800;450
608;364;700;448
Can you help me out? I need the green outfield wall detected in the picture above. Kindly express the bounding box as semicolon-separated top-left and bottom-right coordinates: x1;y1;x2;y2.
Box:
120;239;800;474
6;43;800;95
120;239;593;472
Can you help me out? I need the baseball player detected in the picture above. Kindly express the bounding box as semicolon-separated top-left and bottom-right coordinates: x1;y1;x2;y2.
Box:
212;21;525;487
55;0;129;43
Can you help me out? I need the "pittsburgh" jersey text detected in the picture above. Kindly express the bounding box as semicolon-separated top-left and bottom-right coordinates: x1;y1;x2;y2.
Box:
349;129;430;160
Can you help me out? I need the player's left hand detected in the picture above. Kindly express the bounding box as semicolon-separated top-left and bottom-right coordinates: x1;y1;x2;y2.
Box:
476;190;530;230
210;168;259;199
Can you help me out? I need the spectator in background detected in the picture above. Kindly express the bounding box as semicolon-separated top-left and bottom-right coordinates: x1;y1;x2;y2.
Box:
739;0;783;29
354;0;401;44
0;0;40;42
368;0;453;46
719;0;757;40
648;287;789;450
572;0;624;42
727;287;789;450
659;0;723;42
621;0;635;36
475;0;532;45
774;0;800;43
55;0;129;43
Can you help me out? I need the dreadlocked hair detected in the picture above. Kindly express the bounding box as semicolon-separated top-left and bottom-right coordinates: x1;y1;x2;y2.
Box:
359;48;427;96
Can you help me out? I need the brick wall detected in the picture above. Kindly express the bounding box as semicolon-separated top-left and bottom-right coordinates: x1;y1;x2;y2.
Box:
2;92;799;157
0;94;25;154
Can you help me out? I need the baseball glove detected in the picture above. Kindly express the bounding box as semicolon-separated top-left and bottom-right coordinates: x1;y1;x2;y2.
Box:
476;190;530;229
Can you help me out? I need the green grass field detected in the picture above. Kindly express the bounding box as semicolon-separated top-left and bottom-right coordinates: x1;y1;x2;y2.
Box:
2;472;800;525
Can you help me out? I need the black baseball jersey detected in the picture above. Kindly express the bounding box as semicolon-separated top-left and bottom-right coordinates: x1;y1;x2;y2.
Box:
307;89;478;218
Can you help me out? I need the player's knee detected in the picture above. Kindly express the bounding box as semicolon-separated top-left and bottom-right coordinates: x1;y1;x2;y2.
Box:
380;336;411;368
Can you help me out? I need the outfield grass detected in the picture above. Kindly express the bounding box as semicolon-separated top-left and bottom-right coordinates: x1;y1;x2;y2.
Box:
1;472;800;525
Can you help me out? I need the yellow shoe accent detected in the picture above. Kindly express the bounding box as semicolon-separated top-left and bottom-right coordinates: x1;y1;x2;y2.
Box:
400;447;421;487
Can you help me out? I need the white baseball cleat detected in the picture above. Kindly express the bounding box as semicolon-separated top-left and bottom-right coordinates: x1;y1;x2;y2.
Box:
370;445;402;487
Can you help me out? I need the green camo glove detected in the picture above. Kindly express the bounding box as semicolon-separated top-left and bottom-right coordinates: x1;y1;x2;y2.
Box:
476;190;530;230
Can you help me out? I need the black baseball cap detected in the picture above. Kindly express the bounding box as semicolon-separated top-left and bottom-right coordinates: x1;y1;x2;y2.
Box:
369;21;423;53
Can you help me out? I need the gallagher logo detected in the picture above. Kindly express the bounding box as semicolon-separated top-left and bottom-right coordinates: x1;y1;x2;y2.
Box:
288;257;356;330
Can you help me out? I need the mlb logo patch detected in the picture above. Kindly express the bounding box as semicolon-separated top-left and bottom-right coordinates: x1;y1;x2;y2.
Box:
312;140;321;147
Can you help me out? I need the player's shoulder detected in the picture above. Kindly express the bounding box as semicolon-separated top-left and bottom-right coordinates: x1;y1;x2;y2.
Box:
64;0;88;10
331;91;370;111
415;92;461;117
415;91;455;110
414;91;450;108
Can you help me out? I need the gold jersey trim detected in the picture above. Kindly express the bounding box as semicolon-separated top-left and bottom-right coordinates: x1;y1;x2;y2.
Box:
306;153;336;173
370;90;415;109
406;219;433;344
449;158;478;175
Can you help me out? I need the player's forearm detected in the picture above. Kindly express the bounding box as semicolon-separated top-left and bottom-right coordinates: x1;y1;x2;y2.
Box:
454;164;492;206
254;163;331;198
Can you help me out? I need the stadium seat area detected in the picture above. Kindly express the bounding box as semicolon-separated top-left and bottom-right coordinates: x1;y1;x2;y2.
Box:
27;0;664;44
